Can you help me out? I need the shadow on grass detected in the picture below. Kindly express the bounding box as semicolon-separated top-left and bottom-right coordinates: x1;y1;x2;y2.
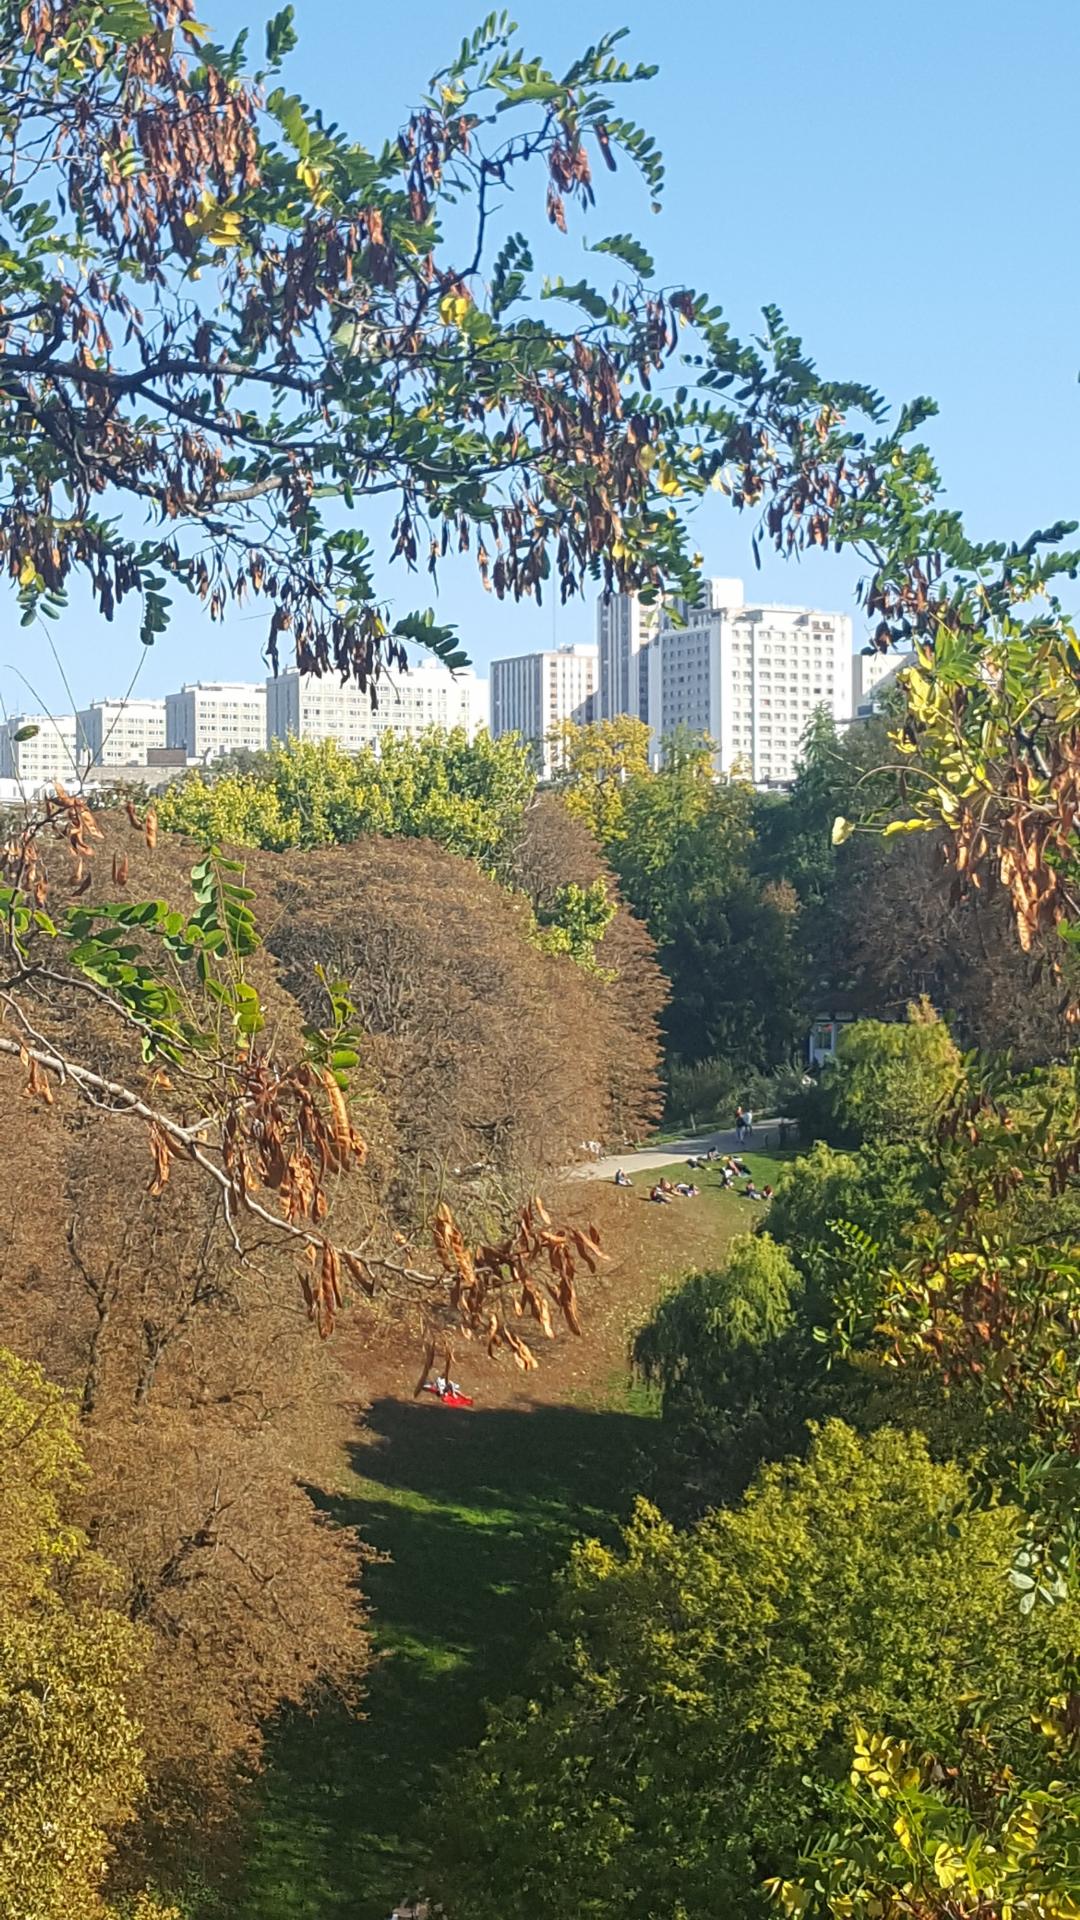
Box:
236;1394;659;1920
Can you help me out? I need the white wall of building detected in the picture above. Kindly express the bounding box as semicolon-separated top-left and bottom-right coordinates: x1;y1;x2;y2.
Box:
266;665;487;750
851;650;913;717
596;592;655;722
166;682;267;759
0;712;78;787
598;580;744;726
490;644;597;776
645;595;853;786
77;698;166;767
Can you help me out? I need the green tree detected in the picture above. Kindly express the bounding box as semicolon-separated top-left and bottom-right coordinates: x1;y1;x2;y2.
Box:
772;1725;1080;1920
553;717;653;844
158;728;534;873
532;878;616;969
0;1347;149;1920
566;729;803;1074
614;735;753;942
802;1003;962;1147
767;1141;930;1282
634;1234;814;1501
431;1423;1077;1920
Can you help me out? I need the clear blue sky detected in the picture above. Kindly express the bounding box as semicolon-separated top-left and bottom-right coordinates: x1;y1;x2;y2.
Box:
13;0;1080;715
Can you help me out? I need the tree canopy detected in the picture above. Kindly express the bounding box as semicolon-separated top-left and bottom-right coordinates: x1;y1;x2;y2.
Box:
0;1348;150;1920
158;726;534;870
798;1001;962;1148
432;1422;1078;1920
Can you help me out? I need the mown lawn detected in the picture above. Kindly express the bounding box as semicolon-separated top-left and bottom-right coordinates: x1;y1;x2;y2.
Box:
232;1149;786;1920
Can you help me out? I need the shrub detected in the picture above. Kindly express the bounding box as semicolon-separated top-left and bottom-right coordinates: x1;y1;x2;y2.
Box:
430;1424;1080;1920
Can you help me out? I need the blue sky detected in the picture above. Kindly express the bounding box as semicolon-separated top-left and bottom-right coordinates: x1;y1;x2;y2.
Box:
13;0;1080;715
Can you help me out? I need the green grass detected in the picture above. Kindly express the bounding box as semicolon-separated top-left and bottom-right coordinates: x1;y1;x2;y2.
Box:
230;1149;786;1920
640;1150;791;1214
235;1398;662;1920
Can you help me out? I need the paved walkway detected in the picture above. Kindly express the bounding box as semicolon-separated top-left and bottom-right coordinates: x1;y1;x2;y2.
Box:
571;1120;785;1182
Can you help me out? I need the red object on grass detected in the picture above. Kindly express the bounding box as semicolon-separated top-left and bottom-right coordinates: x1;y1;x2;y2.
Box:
421;1384;474;1408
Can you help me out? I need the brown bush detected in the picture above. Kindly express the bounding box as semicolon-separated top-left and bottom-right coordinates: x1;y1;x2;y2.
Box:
0;807;658;1866
514;793;667;1144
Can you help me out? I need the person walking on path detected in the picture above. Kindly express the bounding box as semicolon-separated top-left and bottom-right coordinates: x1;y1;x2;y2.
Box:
744;1106;754;1141
735;1104;746;1143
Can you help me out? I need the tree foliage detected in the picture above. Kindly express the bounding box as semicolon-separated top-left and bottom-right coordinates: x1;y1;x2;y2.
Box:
432;1423;1078;1920
634;1233;812;1501
158;727;535;872
553;716;653;844
771;1725;1080;1920
800;1002;962;1148
0;4;722;674
0;1347;148;1920
557;720;804;1075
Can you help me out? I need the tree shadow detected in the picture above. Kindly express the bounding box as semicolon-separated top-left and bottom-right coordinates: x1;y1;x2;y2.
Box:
237;1395;658;1920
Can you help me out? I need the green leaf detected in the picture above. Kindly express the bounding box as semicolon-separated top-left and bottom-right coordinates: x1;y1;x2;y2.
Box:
590;232;654;277
265;4;297;67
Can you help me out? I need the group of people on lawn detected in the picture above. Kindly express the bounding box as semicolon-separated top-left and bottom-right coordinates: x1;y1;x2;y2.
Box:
614;1144;773;1206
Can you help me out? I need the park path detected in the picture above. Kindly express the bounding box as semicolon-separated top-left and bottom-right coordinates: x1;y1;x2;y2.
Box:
572;1120;785;1182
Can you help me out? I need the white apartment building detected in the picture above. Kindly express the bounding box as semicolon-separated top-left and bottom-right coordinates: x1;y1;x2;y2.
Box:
596;591;656;722
266;664;488;750
77;697;166;767
643;581;852;786
490;644;597;776
851;649;912;718
165;681;267;760
0;711;79;788
597;578;746;728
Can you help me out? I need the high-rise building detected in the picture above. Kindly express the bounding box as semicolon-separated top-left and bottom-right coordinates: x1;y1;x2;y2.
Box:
266;664;487;750
76;697;166;767
596;592;655;722
851;649;912;718
166;681;267;760
0;711;78;788
642;581;853;786
596;580;744;724
490;644;597;776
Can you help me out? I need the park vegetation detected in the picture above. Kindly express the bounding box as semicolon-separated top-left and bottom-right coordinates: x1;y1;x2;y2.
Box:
3;3;1080;1916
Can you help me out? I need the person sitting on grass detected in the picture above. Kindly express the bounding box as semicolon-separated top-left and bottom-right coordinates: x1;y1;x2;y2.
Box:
614;1168;632;1187
674;1182;700;1198
742;1181;763;1201
649;1183;674;1204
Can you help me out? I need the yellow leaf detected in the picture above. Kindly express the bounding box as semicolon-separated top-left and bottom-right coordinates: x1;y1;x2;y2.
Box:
831;815;855;845
656;461;683;497
18;554;36;587
439;292;471;328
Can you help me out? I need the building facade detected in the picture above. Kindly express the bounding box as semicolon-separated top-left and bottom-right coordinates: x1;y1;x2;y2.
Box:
0;712;78;788
596;591;656;722
266;664;488;750
490;644;597;776
642;582;853;786
76;697;166;767
596;579;745;726
851;649;912;719
165;681;267;760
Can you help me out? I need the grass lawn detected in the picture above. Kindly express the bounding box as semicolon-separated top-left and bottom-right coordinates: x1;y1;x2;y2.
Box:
233;1149;787;1920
